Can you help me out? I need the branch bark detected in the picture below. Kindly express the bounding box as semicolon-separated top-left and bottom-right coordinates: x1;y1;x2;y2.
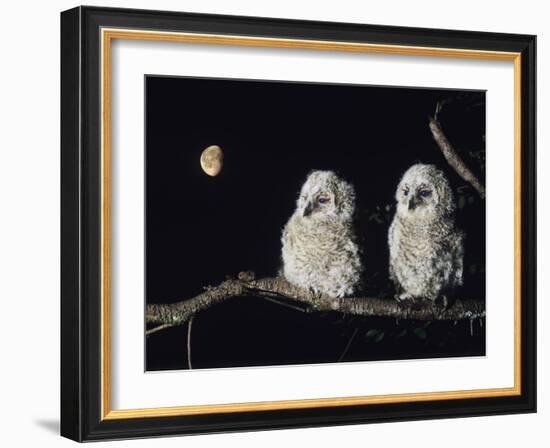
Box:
146;275;485;332
429;116;485;199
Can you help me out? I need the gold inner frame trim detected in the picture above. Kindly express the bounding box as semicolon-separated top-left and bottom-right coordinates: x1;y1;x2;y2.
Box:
100;27;522;421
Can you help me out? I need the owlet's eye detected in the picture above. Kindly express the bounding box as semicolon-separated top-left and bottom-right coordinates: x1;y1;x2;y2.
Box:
318;196;330;204
419;189;432;198
403;187;409;196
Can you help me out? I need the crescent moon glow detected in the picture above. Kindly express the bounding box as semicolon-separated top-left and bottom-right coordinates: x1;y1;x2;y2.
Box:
200;145;224;177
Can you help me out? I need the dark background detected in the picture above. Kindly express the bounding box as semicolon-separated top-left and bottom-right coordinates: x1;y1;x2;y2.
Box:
145;76;486;371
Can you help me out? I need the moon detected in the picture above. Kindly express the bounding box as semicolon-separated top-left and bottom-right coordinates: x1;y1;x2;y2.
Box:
200;145;224;177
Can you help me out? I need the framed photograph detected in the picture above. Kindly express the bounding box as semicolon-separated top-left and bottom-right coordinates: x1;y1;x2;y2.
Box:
61;6;536;441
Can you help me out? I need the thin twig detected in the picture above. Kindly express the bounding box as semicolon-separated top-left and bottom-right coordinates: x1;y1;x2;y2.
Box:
261;296;309;312
338;327;359;362
187;316;194;370
145;323;174;336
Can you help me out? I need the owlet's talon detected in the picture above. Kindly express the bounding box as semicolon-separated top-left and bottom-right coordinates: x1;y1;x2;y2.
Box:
395;293;415;304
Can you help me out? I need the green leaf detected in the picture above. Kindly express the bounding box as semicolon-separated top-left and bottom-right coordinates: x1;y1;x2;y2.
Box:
413;328;428;340
365;329;379;339
369;213;384;224
396;329;408;338
375;332;385;343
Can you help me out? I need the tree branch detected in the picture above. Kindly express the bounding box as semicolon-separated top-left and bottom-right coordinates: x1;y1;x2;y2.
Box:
429;116;485;199
146;275;485;333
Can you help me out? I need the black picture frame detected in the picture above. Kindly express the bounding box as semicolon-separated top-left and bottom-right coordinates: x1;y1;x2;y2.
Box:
61;5;536;442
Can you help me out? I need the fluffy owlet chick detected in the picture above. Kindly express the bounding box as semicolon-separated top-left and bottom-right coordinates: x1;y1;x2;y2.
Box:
388;163;465;302
281;170;363;298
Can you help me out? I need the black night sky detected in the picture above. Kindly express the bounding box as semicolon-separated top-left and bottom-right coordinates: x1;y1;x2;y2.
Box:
145;75;486;371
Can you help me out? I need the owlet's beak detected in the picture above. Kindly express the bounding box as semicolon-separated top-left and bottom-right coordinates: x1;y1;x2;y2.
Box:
408;196;420;211
303;201;314;217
